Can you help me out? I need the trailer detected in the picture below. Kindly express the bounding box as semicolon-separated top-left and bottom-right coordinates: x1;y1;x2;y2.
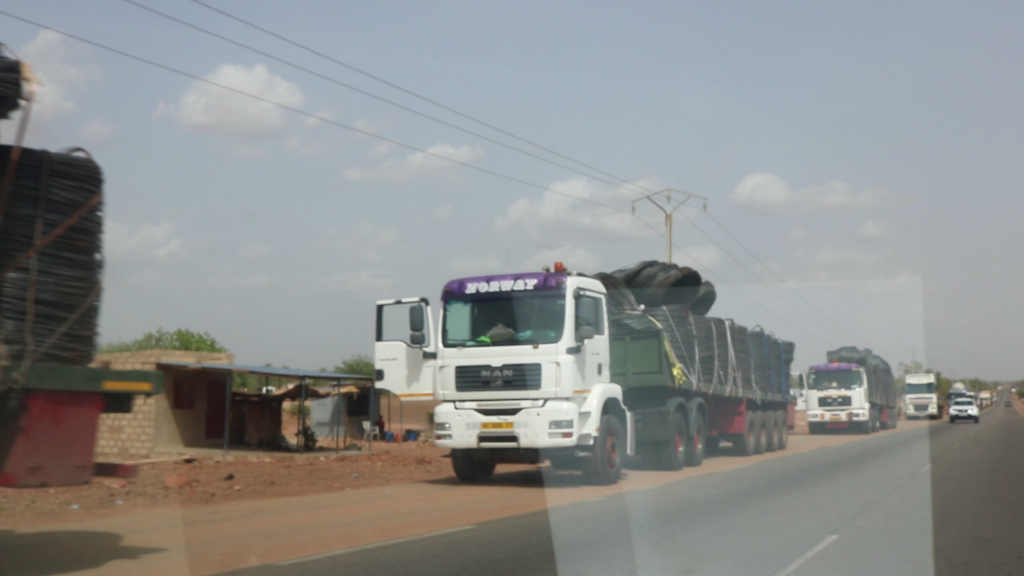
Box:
374;261;795;485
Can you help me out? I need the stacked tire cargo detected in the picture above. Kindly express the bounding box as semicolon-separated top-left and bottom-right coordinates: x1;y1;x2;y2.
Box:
0;50;162;487
599;260;795;398
826;346;897;417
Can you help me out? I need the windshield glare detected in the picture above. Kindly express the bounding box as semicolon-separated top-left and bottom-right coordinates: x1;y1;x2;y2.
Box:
442;294;565;347
953;399;975;406
905;383;936;394
808;370;864;390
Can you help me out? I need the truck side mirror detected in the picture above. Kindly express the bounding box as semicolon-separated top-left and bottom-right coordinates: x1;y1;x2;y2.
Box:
410;332;426;346
576;325;596;343
409;304;425;333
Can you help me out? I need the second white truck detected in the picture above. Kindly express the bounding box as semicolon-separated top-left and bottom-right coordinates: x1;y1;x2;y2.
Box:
903;373;940;420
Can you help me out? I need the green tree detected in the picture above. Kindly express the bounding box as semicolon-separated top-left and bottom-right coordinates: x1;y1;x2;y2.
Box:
99;328;228;354
334;353;374;377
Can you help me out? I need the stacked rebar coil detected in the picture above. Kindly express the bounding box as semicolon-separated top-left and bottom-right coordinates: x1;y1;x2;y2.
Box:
598;260;795;395
826;346;896;406
0;146;104;367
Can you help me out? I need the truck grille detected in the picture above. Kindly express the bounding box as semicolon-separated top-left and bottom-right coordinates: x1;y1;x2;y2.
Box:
913;404;929;413
817;395;852;408
455;364;542;392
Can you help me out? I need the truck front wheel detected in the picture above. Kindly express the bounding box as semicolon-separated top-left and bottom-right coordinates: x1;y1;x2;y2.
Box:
451;450;496;483
584;414;624;485
657;412;688;471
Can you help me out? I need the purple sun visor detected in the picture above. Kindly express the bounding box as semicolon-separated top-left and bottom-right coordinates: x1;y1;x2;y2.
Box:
441;272;567;301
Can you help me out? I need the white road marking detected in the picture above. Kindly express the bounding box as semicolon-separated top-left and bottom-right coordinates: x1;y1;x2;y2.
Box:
276;525;477;566
772;534;839;576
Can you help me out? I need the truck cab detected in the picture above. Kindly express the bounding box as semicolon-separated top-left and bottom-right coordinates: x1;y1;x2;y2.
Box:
904;373;940;419
804;363;876;433
374;270;629;484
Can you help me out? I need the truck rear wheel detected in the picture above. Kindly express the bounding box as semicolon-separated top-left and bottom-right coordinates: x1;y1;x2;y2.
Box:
657;412;688;471
764;411;779;453
870;409;880;433
734;412;757;456
752;411;766;455
776;411;789;450
685;411;706;467
451;450;496;483
584;414;624;485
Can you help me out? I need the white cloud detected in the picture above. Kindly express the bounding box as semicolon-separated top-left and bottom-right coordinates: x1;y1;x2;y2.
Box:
729;172;890;214
283;136;327;156
367;142;394;157
432;204;452;220
314;270;394;292
78;118;114;144
159;64;305;138
521;245;601;273
343;143;483;182
105;221;185;261
227;143;267;159
240;242;271;259
20;30;101;121
857;219;892;240
802;245;880;268
447;254;502;274
790;228;806;241
495;176;658;241
676;244;721;269
314;223;402;262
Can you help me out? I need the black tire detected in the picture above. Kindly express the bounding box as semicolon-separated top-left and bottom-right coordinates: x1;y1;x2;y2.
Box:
776;410;789;451
948;417;955;423
584;414;625;485
657;412;688;471
974;417;980;424
451;450;496;482
734;412;757;456
752;411;766;455
764;411;779;453
685;411;706;467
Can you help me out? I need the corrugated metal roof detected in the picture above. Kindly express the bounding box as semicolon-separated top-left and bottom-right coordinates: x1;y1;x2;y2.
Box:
156;362;372;383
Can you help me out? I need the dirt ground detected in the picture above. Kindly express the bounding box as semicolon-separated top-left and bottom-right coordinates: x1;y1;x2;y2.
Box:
0;439;453;526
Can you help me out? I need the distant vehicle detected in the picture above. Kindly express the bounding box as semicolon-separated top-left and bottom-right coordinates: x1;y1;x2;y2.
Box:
805;347;898;434
949;398;980;423
904;373;940;420
1006;400;1013;408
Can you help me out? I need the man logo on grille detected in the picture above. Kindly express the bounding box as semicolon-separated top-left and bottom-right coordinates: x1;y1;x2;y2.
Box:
480;369;514;378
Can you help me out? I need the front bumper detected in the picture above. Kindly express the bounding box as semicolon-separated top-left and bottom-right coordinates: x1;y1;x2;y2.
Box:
433;400;581;450
806;409;869;423
949;411;979;419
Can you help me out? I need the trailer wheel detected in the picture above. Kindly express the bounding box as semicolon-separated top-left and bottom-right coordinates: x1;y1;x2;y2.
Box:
584;414;624;484
870;408;880;433
734;412;757;456
752;411;766;455
764;411;779;453
451;450;496;483
776;411;789;450
657;412;688;471
685;411;706;467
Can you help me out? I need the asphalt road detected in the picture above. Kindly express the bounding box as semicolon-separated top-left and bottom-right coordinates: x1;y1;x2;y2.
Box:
222;407;1024;576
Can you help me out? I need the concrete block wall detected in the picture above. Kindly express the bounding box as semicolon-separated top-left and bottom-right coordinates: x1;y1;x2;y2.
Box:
90;350;234;460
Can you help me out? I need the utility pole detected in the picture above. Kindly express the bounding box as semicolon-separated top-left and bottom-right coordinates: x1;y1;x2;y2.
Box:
632;189;708;264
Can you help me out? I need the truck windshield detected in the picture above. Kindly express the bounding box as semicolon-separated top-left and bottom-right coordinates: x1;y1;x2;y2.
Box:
442;294;566;347
808;370;863;390
905;383;936;394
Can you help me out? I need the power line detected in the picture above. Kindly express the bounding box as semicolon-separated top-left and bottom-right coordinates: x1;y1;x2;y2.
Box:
176;0;858;344
0;8;630;216
187;0;651;192
119;0;661;197
703;211;864;342
0;8;847;347
181;0;863;344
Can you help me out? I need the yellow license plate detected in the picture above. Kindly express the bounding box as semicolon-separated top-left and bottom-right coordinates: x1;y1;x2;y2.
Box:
829;414;844;421
481;422;514;430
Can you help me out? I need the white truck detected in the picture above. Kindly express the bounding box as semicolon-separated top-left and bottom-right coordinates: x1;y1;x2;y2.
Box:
805;347;898;434
374;264;796;484
903;373;941;420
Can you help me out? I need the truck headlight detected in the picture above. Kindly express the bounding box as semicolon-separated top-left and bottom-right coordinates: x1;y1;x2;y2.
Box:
549;419;574;430
434;422;452;431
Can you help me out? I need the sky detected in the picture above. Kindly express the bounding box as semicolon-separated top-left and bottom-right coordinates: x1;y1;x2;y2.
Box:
2;0;1022;380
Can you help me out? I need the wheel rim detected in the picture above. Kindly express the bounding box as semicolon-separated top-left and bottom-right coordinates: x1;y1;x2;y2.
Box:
675;432;684;456
693;428;703;454
606;433;619;471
